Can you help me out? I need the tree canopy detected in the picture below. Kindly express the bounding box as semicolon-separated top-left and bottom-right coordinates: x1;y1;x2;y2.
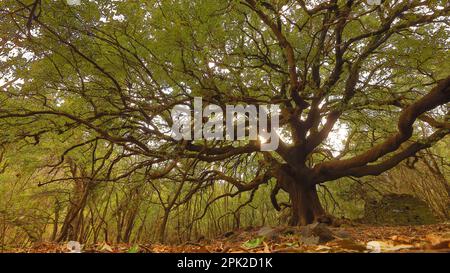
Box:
1;0;449;234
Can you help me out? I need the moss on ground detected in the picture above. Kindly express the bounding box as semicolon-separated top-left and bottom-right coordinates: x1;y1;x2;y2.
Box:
363;194;439;225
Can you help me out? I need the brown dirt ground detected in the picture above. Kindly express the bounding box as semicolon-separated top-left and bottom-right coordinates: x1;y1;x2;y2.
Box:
3;223;450;253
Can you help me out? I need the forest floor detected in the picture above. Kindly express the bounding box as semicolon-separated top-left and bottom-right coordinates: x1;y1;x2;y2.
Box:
4;223;450;253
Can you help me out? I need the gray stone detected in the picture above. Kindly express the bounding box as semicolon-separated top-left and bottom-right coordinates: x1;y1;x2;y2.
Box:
257;226;279;240
301;222;336;243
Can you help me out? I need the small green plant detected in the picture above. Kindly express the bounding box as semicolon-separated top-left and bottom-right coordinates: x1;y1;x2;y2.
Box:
242;237;264;249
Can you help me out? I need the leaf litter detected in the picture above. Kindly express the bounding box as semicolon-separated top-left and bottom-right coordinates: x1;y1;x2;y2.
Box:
4;223;449;253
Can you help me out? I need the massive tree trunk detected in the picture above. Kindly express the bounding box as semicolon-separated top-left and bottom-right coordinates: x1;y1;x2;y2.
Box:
288;183;324;226
275;164;326;226
288;181;325;226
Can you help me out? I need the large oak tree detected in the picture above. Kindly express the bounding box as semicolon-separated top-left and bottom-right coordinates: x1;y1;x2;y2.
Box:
1;0;449;225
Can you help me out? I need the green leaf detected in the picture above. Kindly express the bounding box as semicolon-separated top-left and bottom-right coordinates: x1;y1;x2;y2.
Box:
242;237;264;249
127;245;140;253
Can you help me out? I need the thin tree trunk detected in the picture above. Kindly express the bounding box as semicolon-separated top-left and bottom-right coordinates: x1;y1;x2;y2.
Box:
158;209;170;243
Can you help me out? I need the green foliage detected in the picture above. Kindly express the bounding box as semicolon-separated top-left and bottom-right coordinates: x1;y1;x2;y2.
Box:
242;237;264;249
127;245;140;253
0;0;448;246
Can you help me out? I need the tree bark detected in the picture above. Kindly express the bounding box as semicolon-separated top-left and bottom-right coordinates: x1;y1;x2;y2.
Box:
288;182;325;226
158;209;170;243
275;164;326;226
